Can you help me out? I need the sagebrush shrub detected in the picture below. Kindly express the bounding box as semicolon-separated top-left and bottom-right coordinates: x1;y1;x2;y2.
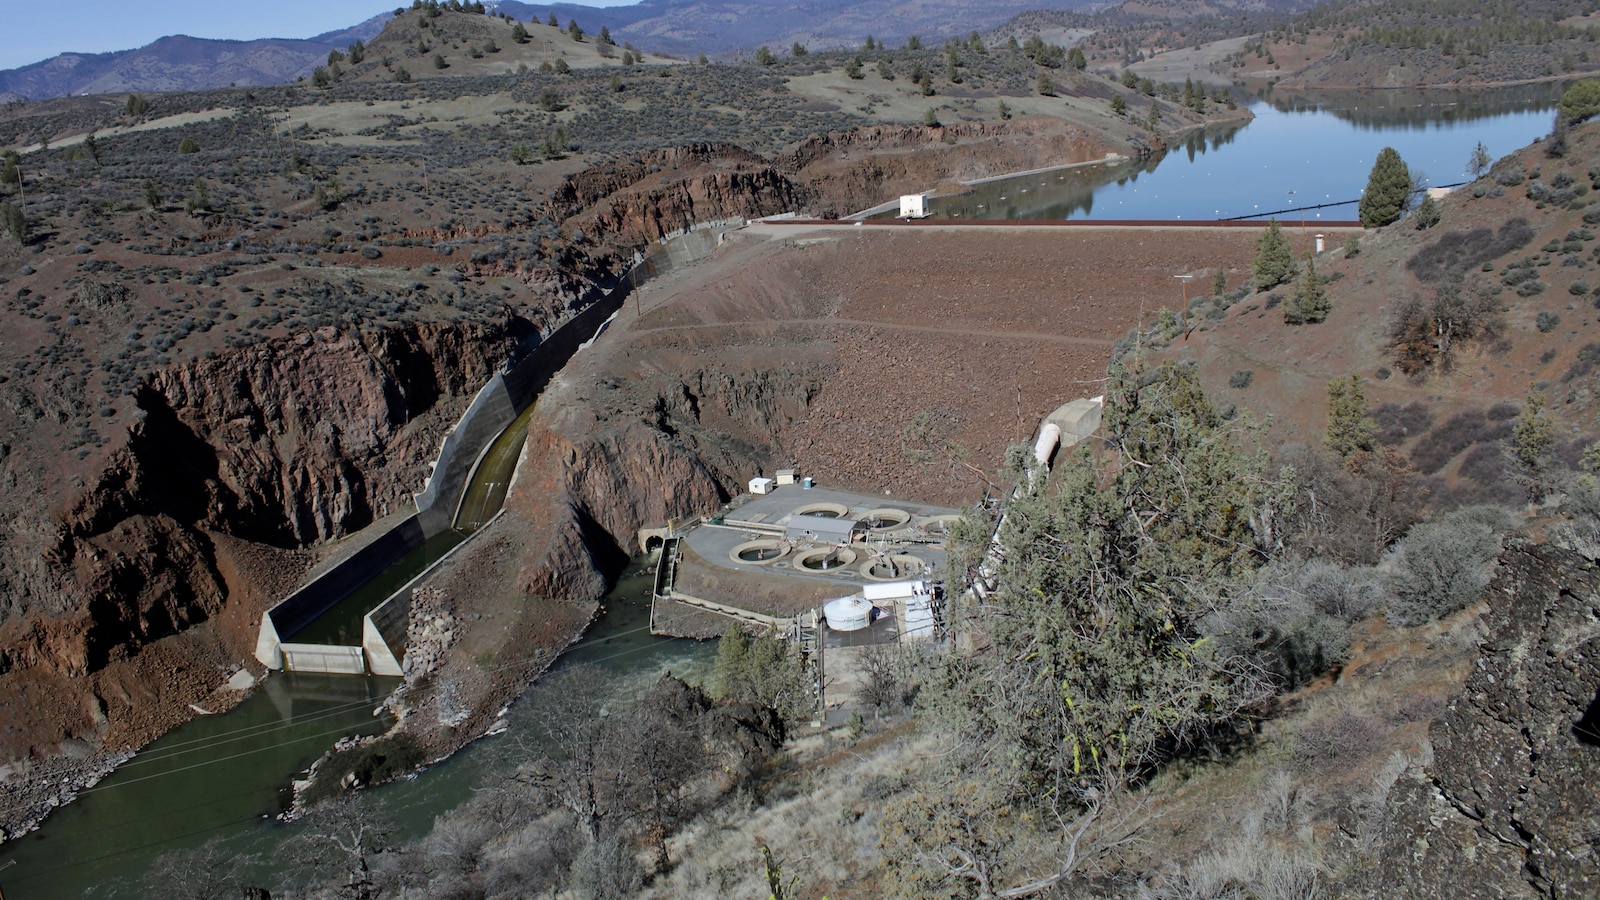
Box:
1384;506;1509;626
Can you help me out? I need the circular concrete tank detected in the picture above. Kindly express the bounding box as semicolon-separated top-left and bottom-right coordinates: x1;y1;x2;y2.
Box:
730;539;788;565
862;555;927;581
859;508;911;532
824;596;873;631
914;514;962;536
792;502;850;519
794;546;857;572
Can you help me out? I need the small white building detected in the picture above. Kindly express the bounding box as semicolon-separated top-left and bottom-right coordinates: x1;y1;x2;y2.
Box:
899;194;930;219
775;468;798;485
749;477;777;495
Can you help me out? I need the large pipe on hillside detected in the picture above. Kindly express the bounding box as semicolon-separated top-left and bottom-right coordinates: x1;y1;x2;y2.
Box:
1033;423;1062;474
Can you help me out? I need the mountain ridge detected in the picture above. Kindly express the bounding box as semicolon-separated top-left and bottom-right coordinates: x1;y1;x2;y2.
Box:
0;14;391;102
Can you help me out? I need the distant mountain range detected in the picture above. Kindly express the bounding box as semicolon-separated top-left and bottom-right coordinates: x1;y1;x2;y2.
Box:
487;0;1110;57
0;15;391;102
2;0;1302;102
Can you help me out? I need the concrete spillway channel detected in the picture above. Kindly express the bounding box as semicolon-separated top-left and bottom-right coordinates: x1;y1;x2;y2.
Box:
254;218;744;677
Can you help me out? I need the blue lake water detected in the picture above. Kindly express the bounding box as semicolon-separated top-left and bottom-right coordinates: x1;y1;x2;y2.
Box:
885;86;1563;222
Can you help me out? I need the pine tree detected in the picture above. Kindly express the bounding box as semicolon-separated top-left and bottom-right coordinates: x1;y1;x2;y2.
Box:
1413;193;1441;230
1325;375;1377;458
1284;255;1329;324
1359;146;1412;228
0;201;26;244
1511;389;1556;500
1466;141;1492;179
1253;219;1295;292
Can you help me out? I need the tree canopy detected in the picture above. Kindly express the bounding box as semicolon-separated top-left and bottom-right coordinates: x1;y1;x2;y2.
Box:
1252;219;1295;291
888;362;1278;896
1359;146;1412;228
1558;79;1600;125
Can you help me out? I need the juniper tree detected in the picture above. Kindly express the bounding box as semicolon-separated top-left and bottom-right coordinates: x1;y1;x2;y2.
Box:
1558;79;1600;125
1284;254;1330;324
1359;146;1412;228
0;201;26;243
1252;218;1295;291
896;363;1275;897
1467;141;1492;179
1413;193;1441;230
1325;375;1378;458
1510;389;1556;500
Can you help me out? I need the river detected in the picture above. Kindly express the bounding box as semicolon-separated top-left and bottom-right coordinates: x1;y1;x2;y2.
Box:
0;86;1565;898
0;564;711;898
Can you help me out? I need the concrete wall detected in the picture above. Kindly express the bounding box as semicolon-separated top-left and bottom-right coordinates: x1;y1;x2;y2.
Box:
280;643;367;675
264;514;427;643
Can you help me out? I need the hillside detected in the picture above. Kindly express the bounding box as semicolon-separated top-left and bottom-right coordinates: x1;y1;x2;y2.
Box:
494;0;1106;57
278;113;1600;900
0;16;391;103
0;8;1239;862
2;3;1598;897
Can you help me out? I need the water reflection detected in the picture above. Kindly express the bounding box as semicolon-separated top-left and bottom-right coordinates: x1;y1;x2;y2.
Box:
1260;83;1568;129
870;86;1555;222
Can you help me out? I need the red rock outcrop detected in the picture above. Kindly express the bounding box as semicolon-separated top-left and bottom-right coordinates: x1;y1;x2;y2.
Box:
0;317;527;769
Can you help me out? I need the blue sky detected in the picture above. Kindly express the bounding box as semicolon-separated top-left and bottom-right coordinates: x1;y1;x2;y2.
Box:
0;0;642;71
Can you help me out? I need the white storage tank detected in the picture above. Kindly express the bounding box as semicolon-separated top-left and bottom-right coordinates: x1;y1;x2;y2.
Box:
824;596;874;631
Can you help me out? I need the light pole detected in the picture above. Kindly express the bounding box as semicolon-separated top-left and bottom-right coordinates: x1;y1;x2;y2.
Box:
1174;273;1195;331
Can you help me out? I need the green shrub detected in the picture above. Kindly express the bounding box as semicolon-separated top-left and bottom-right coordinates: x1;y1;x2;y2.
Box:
1229;369;1254;389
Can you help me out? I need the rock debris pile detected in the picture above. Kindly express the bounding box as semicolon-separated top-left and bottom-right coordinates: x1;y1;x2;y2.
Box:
403;586;455;685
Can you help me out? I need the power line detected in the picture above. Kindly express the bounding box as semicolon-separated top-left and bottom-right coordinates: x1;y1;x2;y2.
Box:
10;629;711;887
1226;181;1469;221
6;618;662;791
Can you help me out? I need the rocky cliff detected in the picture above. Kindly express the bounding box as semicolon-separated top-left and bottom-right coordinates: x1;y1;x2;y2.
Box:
0;315;529;774
553;144;806;250
1361;540;1600;898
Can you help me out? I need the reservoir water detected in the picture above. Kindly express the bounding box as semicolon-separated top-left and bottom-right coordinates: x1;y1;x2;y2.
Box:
880;85;1563;223
0;86;1566;897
